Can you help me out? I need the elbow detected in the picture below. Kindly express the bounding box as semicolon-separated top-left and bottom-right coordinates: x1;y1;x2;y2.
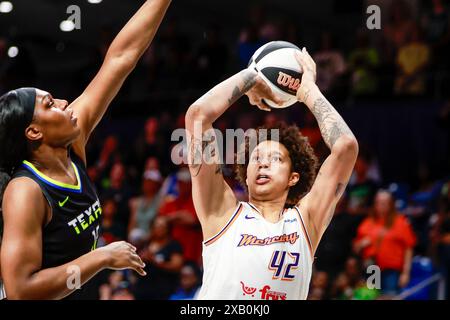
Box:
4;286;27;300
106;52;139;75
332;135;359;159
185;104;207;129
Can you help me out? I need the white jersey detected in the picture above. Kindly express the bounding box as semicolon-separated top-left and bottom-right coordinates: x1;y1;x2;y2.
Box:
198;202;313;300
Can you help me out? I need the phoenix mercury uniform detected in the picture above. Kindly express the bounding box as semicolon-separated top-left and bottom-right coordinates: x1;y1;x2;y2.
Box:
198;202;313;300
11;150;102;300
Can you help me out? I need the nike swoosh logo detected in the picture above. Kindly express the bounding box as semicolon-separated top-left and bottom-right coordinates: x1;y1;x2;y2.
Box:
59;196;70;207
245;215;256;220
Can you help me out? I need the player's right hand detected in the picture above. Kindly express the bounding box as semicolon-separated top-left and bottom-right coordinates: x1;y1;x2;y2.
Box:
246;72;284;111
98;241;147;276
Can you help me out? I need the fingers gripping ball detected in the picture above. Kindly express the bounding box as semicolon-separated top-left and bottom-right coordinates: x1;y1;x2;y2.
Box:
248;41;303;108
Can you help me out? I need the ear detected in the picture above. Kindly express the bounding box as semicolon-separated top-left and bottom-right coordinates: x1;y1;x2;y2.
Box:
25;124;43;141
288;172;300;187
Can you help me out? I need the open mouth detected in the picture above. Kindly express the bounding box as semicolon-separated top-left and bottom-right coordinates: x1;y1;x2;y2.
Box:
256;174;271;185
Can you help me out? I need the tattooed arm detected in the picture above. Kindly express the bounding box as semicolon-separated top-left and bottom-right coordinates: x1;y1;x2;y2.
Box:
185;69;280;239
295;48;359;254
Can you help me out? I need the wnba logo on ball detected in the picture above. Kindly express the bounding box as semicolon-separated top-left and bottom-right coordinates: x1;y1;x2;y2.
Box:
277;72;300;92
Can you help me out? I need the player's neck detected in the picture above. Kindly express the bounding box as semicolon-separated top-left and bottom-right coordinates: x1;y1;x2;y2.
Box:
29;145;72;177
248;198;286;223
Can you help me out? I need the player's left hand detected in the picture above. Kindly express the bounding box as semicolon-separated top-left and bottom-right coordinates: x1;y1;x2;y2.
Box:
294;48;317;103
246;74;284;112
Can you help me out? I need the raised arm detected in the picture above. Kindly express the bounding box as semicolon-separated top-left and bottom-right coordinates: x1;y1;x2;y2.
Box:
296;49;359;254
185;69;281;239
1;179;145;300
70;0;172;163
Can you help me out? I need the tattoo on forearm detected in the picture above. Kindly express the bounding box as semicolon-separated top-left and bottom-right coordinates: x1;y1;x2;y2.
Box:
189;137;204;177
302;87;311;103
311;97;353;149
189;134;222;177
228;71;257;105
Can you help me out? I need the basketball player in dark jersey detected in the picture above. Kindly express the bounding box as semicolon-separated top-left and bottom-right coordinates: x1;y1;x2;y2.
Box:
0;0;172;300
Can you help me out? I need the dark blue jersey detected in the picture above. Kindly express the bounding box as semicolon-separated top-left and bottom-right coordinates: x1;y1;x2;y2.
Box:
11;149;102;299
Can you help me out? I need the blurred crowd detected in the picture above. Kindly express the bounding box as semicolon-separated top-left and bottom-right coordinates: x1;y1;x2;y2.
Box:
1;0;450;300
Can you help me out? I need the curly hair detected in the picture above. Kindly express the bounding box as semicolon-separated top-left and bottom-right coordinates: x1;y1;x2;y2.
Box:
234;121;319;207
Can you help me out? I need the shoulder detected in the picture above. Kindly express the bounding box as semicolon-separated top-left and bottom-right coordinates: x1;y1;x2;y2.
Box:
395;214;412;228
3;177;48;227
4;176;43;201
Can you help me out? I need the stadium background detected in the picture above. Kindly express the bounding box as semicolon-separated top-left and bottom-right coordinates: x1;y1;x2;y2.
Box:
0;0;449;300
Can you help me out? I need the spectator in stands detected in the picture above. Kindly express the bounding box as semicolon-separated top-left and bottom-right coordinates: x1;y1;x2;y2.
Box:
353;190;417;296
110;281;135;300
315;197;364;281
348;30;380;96
308;270;329;300
103;162;134;228
313;31;347;97
169;262;202;300
128;167;166;247
383;0;417;59
237;25;266;68
158;167;203;265
135;117;168;174
330;272;353;300
347;152;379;216
330;255;379;300
133;216;184;299
94;135;120;183
99;197;127;245
395;25;430;95
99;270;129;300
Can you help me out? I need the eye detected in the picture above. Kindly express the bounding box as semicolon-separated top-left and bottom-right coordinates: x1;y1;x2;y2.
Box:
271;155;282;162
251;155;259;162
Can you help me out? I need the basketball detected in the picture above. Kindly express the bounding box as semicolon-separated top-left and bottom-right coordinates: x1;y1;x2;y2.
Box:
248;41;303;108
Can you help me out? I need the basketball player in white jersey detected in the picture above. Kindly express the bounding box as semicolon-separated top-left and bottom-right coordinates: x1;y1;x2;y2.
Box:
185;48;358;300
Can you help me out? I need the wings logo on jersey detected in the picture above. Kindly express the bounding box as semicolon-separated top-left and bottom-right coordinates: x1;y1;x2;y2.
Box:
237;232;299;247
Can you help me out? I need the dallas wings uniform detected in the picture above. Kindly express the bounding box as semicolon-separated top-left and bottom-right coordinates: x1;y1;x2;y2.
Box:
11;150;102;300
198;202;313;300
